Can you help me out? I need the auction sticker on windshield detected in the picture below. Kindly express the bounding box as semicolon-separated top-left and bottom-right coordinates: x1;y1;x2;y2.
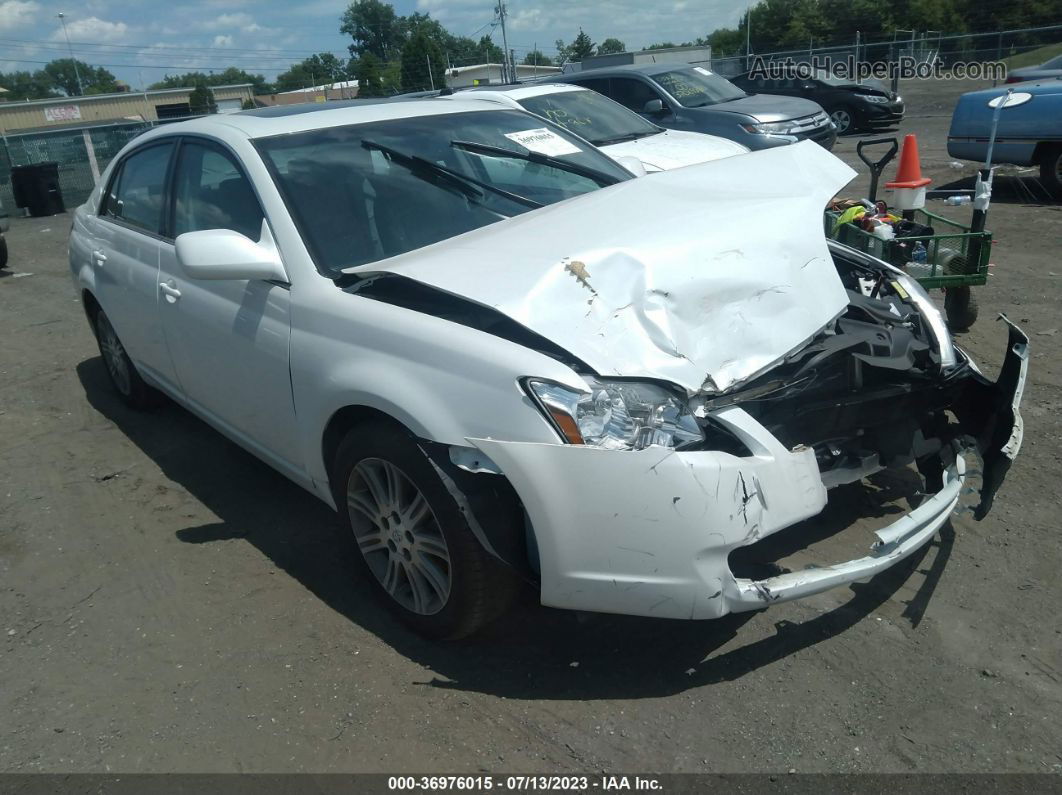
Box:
504;128;582;156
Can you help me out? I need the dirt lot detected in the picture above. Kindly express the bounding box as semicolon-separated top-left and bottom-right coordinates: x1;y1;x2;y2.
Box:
1;77;1060;775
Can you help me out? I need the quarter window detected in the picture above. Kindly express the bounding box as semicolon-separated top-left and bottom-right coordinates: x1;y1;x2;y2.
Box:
102;142;174;234
173;141;264;241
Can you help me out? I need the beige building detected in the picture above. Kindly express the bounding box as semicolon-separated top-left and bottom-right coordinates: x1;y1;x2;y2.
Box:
446;63;562;88
0;84;255;133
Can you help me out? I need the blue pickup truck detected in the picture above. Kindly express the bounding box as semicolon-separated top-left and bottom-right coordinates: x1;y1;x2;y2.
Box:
947;80;1062;195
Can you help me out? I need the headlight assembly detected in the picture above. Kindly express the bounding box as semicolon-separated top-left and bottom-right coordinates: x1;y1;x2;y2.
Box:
742;121;798;135
863;95;889;104
525;377;703;450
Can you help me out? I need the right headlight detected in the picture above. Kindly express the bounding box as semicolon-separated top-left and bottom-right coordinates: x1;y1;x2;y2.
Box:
890;270;958;368
525;377;703;450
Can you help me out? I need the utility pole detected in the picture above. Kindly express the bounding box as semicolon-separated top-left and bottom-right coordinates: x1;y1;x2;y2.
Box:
495;1;512;83
745;4;753;71
57;12;84;96
426;54;435;90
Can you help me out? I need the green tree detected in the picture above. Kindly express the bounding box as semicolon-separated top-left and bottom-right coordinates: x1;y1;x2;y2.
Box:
399;28;446;92
43;58;118;96
0;69;58;100
188;83;217;115
353;52;385;96
151;68;272;94
275;53;348;92
341;0;403;60
569;29;596;61
597;37;626;55
522;49;553;66
241;98;257;110
554;38;573;65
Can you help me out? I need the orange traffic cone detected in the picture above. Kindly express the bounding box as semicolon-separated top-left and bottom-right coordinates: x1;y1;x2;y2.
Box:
886;134;931;211
886;135;932;189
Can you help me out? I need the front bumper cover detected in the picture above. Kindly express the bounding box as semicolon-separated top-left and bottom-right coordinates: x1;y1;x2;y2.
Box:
472;318;1028;620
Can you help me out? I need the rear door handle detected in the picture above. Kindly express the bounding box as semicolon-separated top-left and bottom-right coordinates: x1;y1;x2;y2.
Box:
159;280;182;301
92;249;107;267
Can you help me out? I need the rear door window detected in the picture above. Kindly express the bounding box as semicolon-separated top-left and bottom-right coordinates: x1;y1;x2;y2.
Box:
101;142;175;235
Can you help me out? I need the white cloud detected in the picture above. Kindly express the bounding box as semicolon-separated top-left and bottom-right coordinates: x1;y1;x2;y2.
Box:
213;34;234;47
52;16;130;43
0;0;39;31
205;12;262;34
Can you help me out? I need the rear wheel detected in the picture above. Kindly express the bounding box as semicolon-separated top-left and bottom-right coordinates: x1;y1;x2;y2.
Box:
332;423;519;639
1039;145;1062;196
94;311;157;408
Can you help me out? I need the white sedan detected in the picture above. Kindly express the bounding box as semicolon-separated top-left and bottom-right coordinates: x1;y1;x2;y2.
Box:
69;99;1027;639
439;83;748;173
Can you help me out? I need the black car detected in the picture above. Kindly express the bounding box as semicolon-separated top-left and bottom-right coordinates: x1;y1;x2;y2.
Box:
731;70;904;134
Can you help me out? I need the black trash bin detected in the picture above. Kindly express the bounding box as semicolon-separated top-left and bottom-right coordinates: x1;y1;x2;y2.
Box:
10;162;65;217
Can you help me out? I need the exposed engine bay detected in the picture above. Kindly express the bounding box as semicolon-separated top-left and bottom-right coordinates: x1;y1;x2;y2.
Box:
696;243;1025;520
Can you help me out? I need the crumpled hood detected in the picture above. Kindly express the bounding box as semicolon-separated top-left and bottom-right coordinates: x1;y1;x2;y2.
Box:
355;140;856;394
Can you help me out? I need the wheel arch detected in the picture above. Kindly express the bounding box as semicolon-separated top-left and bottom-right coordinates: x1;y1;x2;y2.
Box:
81;288;102;333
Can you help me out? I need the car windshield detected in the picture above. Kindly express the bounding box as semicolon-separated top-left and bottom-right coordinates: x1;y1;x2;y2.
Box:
654;67;747;107
1041;54;1062;69
515;89;661;146
254;109;631;276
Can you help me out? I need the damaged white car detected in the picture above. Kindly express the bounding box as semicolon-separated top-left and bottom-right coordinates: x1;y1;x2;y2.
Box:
69;100;1028;639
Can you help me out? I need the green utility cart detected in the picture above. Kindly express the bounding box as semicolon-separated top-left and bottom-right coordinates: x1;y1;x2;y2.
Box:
824;207;991;330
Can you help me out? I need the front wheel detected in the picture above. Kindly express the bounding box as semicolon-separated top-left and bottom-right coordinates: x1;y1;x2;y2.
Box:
829;107;854;135
0;235;7;269
945;286;979;331
332;424;519;639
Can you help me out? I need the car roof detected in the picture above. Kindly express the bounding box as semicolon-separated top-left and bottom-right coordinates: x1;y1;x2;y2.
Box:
563;62;704;78
127;97;510;142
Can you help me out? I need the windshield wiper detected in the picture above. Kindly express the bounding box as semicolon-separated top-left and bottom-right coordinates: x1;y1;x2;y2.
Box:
591;130;655;146
450;140;622;187
361;139;543;210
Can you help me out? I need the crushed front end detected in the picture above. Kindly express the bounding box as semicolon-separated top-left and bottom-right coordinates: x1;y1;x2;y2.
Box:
472;244;1029;620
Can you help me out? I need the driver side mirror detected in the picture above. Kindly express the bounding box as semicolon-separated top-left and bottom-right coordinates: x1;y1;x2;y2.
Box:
642;98;666;114
175;220;288;283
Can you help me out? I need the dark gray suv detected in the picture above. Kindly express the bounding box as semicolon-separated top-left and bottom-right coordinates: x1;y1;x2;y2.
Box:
553;62;836;151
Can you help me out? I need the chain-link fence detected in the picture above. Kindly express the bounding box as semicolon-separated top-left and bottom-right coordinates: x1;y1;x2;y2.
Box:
0;121;151;212
710;23;1062;79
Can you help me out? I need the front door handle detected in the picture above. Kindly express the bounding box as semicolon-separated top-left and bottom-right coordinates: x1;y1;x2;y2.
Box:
159;280;182;302
92;249;107;267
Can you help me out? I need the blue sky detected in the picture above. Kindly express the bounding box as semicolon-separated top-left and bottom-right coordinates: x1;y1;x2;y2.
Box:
0;0;745;88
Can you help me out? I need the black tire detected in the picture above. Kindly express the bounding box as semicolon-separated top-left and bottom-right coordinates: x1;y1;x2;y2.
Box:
0;235;8;269
945;286;979;331
829;106;855;135
1040;145;1062;197
332;423;519;640
93;310;158;409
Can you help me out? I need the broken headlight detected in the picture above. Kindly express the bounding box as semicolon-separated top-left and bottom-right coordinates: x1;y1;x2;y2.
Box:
526;377;703;450
890;269;958;368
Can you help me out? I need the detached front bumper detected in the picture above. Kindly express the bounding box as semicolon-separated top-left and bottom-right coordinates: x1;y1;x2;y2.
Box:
472;320;1028;621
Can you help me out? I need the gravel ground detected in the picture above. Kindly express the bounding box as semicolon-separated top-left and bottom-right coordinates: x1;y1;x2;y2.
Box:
1;77;1060;775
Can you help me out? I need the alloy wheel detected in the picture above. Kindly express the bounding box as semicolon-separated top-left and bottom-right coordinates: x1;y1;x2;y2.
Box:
98;317;132;396
830;109;851;134
346;458;452;615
